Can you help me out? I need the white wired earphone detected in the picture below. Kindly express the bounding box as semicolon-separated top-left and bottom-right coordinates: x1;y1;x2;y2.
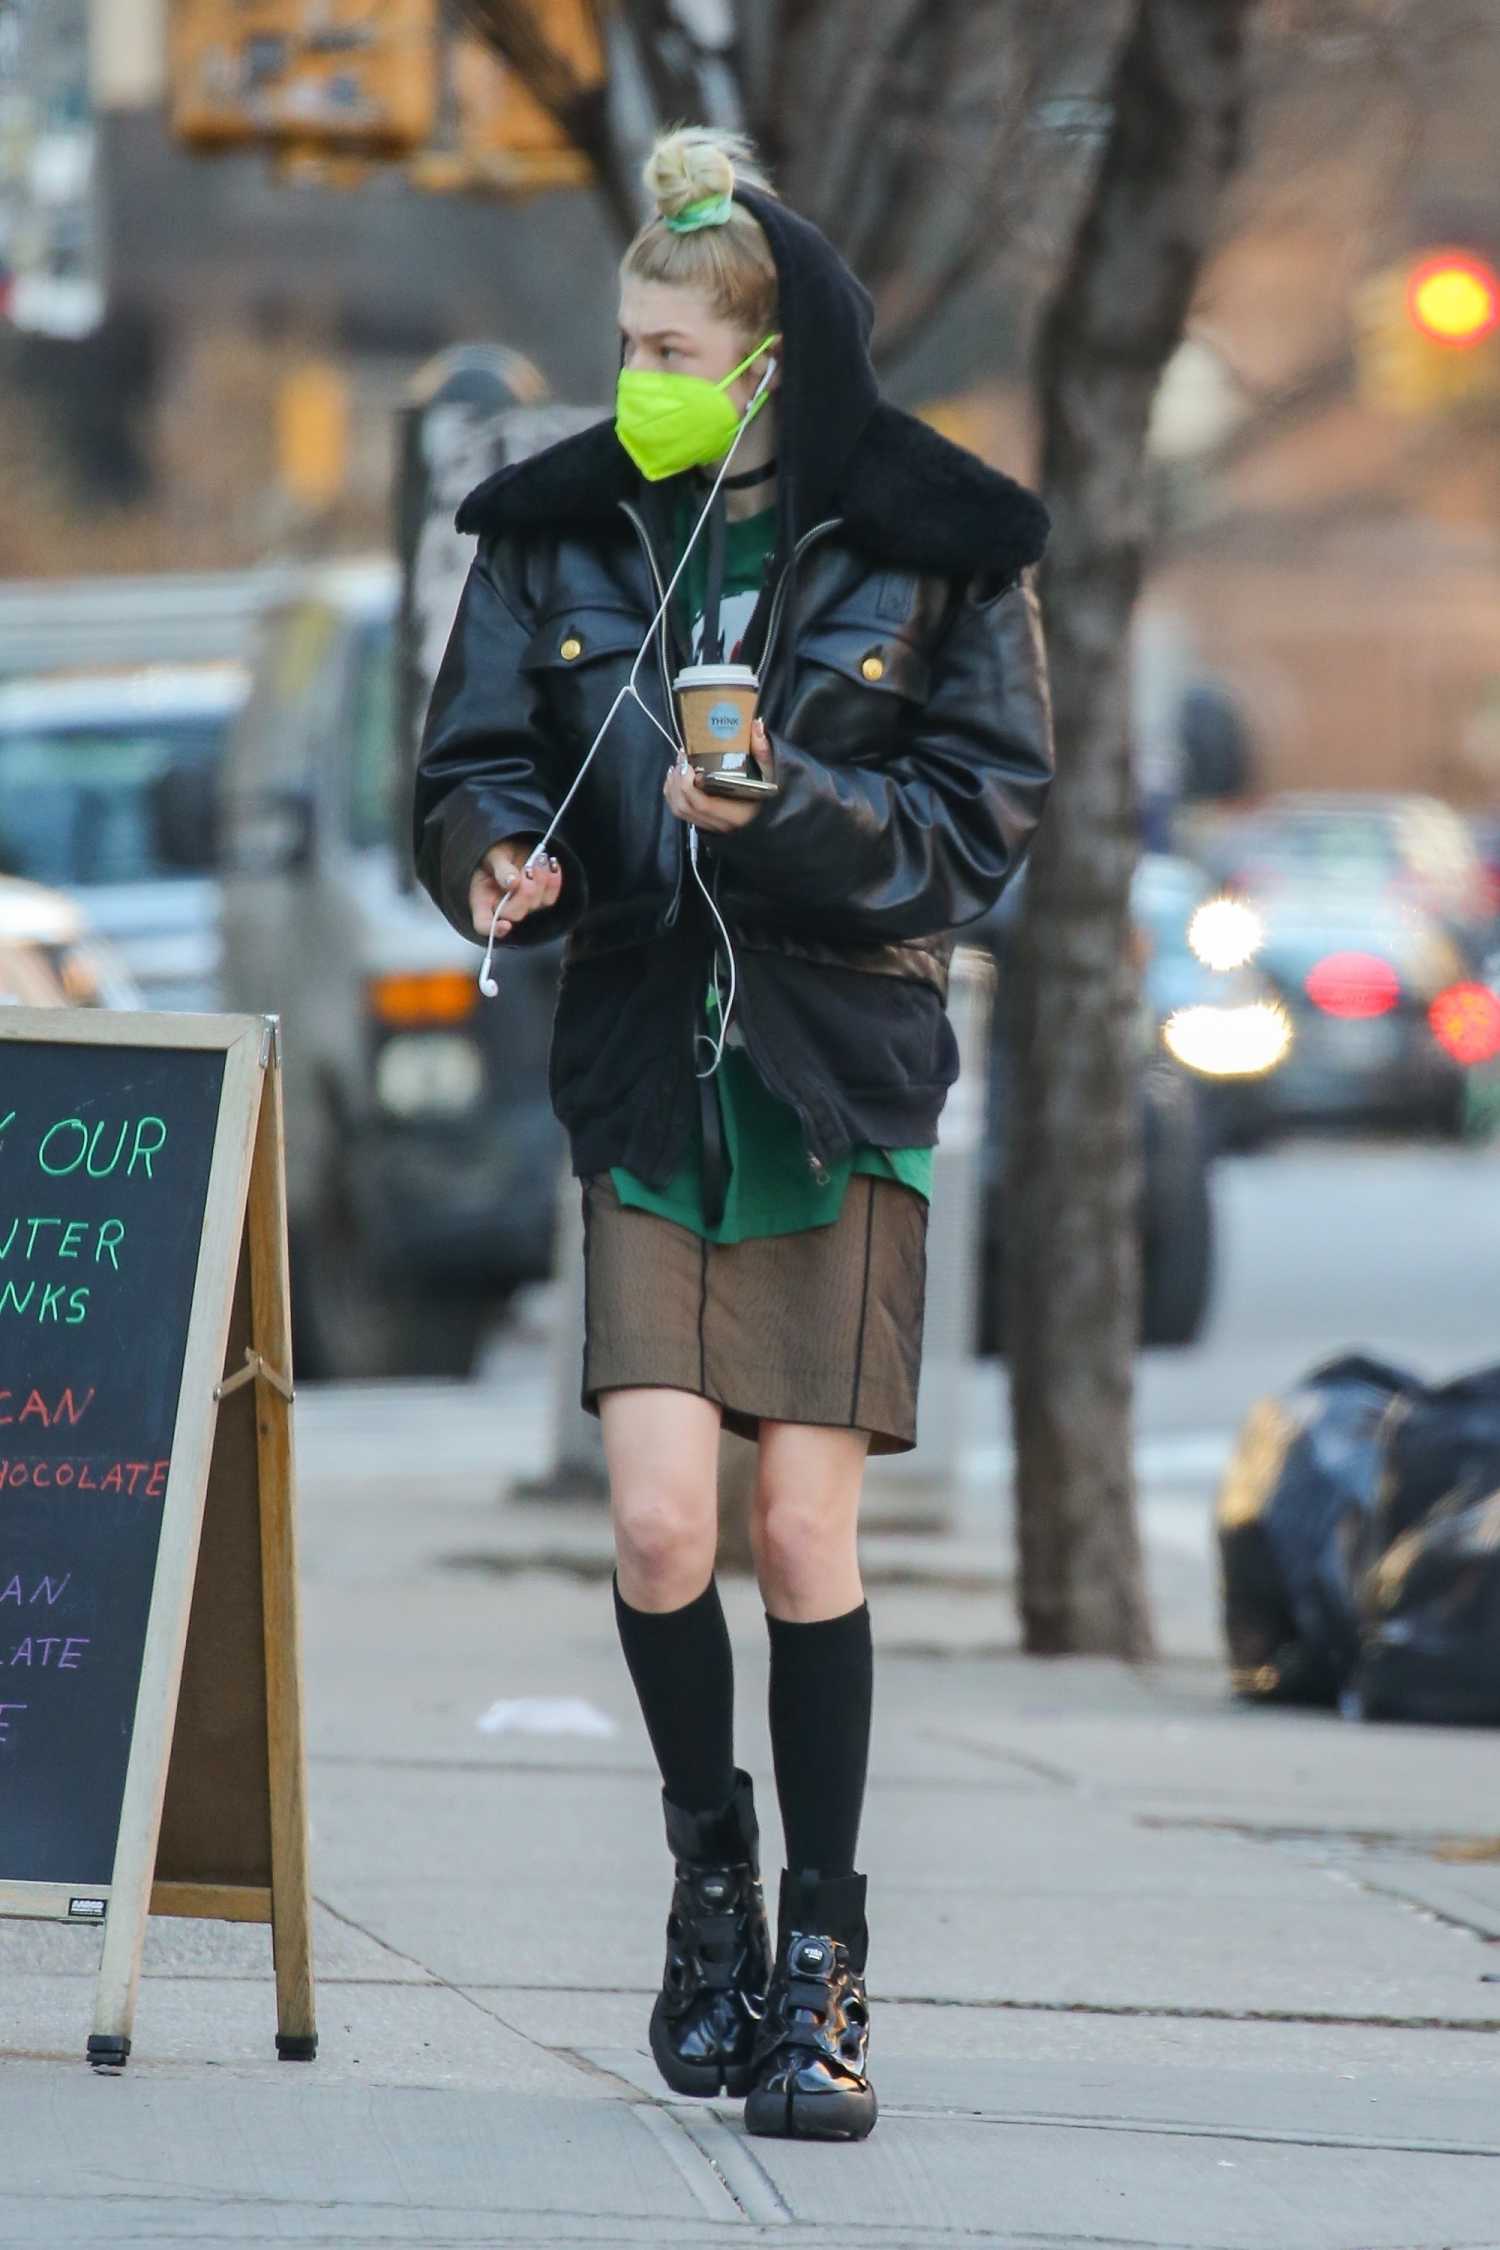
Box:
476;353;777;1081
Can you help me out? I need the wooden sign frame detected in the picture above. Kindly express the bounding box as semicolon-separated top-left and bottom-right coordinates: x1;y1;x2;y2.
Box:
0;1008;315;2071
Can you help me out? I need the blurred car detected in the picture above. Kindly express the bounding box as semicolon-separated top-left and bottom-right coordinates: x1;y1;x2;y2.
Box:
218;558;564;1382
972;861;1218;1353
1199;791;1494;964
1132;852;1291;1150
1468;811;1500;932
1243;888;1483;1137
0;663;247;1010
0;875;141;1010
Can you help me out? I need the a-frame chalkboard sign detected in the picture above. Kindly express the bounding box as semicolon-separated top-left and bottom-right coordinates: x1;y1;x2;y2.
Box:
0;1007;315;2070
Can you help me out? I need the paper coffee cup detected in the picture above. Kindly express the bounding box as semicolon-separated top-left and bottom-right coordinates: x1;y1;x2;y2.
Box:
673;662;759;779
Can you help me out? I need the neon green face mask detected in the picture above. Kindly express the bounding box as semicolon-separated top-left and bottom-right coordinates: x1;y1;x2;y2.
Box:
615;334;780;482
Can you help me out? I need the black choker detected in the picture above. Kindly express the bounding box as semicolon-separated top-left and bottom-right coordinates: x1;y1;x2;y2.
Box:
703;458;777;491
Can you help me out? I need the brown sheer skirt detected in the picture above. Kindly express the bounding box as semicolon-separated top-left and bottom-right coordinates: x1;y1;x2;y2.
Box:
579;1171;927;1455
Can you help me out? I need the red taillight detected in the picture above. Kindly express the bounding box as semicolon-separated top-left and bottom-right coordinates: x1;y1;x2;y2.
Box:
1429;982;1500;1066
1304;951;1401;1019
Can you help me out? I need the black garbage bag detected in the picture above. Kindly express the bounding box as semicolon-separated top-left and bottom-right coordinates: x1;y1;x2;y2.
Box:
1356;1366;1500;1724
1217;1354;1415;1705
1367;1365;1500;1553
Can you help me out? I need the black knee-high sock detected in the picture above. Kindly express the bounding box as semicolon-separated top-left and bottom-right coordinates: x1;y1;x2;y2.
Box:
766;1601;873;1878
613;1572;737;1815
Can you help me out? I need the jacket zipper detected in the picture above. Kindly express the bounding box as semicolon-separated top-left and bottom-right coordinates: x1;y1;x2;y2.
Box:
729;514;844;1175
619;503;843;726
728;973;834;1181
756;517;843;696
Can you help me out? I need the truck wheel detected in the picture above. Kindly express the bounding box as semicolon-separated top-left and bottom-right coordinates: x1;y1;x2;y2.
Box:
1140;1070;1215;1348
290;1164;484;1381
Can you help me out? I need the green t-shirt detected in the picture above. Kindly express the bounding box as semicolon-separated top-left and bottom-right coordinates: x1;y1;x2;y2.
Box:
610;495;934;1243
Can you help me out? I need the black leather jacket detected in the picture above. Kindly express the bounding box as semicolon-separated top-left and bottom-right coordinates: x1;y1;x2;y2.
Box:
414;410;1054;1184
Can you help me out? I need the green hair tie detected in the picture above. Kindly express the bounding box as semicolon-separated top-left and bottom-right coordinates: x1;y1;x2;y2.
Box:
665;192;734;234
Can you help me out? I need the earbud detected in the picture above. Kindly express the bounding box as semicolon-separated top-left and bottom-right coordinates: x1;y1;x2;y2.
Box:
476;850;555;999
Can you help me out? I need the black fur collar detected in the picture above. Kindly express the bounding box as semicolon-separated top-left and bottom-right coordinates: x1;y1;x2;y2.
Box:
456;401;1049;582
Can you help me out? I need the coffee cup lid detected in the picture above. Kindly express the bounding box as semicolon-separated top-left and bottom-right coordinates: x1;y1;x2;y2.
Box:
672;663;759;690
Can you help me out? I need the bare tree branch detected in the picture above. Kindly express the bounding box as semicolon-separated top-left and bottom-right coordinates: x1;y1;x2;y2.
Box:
460;0;642;234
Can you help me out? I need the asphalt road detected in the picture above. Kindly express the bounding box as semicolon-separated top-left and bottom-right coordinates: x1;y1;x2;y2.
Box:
1139;1129;1500;1442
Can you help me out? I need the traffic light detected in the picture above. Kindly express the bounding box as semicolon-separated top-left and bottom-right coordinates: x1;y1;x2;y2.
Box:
170;1;441;156
1355;246;1500;417
169;2;601;192
1406;251;1500;349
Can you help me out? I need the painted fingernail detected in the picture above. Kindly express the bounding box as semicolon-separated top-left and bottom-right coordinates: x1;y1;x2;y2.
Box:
548;856;560;872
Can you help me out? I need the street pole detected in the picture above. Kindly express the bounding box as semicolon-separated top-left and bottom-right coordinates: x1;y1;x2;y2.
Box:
866;945;994;1527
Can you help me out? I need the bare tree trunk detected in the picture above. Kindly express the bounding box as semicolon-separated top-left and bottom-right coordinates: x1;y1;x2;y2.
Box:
1006;0;1254;1659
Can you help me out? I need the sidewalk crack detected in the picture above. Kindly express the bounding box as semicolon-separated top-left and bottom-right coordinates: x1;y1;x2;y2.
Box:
310;1890;572;2066
920;1726;1080;1788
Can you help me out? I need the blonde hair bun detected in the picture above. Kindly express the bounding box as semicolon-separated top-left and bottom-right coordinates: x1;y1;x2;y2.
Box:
643;126;770;219
624;125;778;336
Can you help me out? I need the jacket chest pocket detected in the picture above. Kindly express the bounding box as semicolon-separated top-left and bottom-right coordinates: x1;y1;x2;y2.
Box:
519;604;677;882
521;604;655;740
789;616;931;763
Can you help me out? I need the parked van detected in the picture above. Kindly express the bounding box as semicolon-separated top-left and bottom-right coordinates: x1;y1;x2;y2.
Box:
0;664;246;1012
218;558;563;1380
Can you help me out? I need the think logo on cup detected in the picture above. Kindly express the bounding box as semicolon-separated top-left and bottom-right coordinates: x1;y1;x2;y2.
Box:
674;662;759;775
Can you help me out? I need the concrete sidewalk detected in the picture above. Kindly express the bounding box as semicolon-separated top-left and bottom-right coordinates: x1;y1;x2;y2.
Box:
3;1378;1499;2248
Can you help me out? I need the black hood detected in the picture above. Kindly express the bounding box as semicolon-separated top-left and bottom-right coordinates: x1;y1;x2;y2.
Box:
457;192;1048;585
729;181;880;540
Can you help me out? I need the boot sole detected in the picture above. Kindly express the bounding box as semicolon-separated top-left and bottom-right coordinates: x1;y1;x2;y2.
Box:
649;2003;755;2099
744;2081;878;2141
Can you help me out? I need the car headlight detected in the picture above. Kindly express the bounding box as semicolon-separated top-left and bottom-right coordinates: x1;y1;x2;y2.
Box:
1187;894;1264;971
1162;1001;1293;1079
374;1033;484;1116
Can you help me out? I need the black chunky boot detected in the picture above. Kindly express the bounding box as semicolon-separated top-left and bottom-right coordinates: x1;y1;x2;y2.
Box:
744;1868;877;2141
649;1768;772;2098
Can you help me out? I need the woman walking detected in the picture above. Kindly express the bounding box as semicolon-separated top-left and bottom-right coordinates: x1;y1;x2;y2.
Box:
414;126;1053;2141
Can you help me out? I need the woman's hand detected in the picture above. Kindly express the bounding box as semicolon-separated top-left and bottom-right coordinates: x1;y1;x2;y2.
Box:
469;835;562;940
662;719;771;833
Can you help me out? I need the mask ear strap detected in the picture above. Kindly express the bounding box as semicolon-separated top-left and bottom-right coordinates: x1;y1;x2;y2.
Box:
729;334;781;395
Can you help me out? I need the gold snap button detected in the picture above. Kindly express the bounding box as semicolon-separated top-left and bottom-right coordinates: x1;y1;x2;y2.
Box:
560;634;583;661
860;653;885;682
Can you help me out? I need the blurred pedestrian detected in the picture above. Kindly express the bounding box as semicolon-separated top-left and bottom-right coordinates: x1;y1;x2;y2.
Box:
414;124;1053;2141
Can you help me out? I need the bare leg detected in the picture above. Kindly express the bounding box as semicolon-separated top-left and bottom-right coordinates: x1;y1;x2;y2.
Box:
601;1387;722;1610
750;1422;870;1621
